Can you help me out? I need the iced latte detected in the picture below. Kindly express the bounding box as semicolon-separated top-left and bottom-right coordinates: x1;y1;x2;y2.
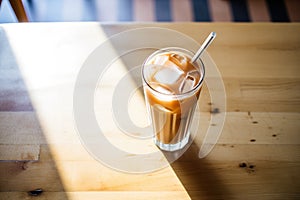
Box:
142;47;205;151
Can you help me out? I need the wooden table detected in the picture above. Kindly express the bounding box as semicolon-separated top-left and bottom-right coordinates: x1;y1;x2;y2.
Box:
0;22;299;200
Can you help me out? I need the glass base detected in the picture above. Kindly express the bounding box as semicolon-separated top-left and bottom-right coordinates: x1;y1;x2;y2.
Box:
154;134;189;152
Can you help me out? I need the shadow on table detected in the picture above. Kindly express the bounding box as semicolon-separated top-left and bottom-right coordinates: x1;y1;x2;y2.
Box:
0;27;68;199
169;143;233;199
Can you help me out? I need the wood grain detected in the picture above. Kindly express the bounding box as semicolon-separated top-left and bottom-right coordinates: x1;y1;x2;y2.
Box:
0;191;190;200
0;23;299;200
0;145;40;161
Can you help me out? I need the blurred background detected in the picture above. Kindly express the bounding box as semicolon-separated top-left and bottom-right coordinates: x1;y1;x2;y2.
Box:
0;0;299;23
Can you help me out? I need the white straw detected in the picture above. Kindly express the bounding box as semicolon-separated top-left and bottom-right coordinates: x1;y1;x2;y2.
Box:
191;32;216;63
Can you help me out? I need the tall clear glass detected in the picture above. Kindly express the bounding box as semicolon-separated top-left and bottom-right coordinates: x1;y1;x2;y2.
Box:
142;47;205;151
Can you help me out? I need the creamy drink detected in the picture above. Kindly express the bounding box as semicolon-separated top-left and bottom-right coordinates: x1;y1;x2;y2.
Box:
142;47;205;151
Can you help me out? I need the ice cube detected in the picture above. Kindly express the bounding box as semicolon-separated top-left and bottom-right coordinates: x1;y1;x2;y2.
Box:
144;64;159;80
150;82;174;94
153;55;169;65
153;54;187;71
153;65;184;85
187;70;201;80
179;75;197;93
170;53;188;69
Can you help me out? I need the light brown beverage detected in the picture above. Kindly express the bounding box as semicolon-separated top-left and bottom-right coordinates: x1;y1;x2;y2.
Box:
142;47;204;151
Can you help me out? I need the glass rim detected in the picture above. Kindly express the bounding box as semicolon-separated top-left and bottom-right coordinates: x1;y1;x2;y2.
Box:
142;47;205;98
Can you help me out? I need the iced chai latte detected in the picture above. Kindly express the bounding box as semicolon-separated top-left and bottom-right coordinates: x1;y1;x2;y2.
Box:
142;47;205;151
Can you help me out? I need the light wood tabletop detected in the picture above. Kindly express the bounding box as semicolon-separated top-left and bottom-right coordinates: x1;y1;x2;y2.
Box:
0;22;299;200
